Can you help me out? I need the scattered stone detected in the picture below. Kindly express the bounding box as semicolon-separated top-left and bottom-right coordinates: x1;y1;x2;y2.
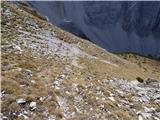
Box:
59;74;65;79
23;110;28;115
138;114;143;120
102;97;105;101
96;86;100;90
0;112;3;117
16;67;22;72
137;91;151;102
144;107;156;113
0;90;5;98
16;98;26;104
153;94;160;100
39;97;45;102
29;102;37;111
110;93;114;96
138;112;152;120
20;84;26;87
145;78;159;84
31;80;36;84
12;43;23;52
90;108;93;111
116;89;124;95
96;97;100;100
46;96;52;100
53;80;60;86
108;97;115;101
86;76;92;81
145;78;159;87
48;115;56;120
3;8;12;16
2;116;8;120
130;80;140;86
23;69;32;78
65;91;70;95
18;113;29;119
55;86;60;90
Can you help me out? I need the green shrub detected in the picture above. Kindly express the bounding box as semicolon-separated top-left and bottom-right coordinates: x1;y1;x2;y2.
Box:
136;77;144;83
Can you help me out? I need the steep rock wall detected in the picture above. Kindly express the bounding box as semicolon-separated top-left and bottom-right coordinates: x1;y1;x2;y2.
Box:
28;1;160;57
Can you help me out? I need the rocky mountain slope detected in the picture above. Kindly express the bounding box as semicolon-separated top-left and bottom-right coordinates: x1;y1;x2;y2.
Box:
28;1;160;57
1;2;160;120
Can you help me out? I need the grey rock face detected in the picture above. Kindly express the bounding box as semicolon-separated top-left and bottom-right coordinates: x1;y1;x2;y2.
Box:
28;1;160;57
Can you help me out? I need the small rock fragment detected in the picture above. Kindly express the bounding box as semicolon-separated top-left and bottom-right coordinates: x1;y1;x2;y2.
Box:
145;78;158;85
31;80;36;84
39;96;45;102
108;97;115;101
18;113;29;119
16;98;26;104
29;102;36;111
0;90;5;98
102;97;105;100
96;97;99;100
138;114;143;120
131;80;140;86
12;43;23;52
144;107;156;113
23;69;32;78
2;116;8;120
